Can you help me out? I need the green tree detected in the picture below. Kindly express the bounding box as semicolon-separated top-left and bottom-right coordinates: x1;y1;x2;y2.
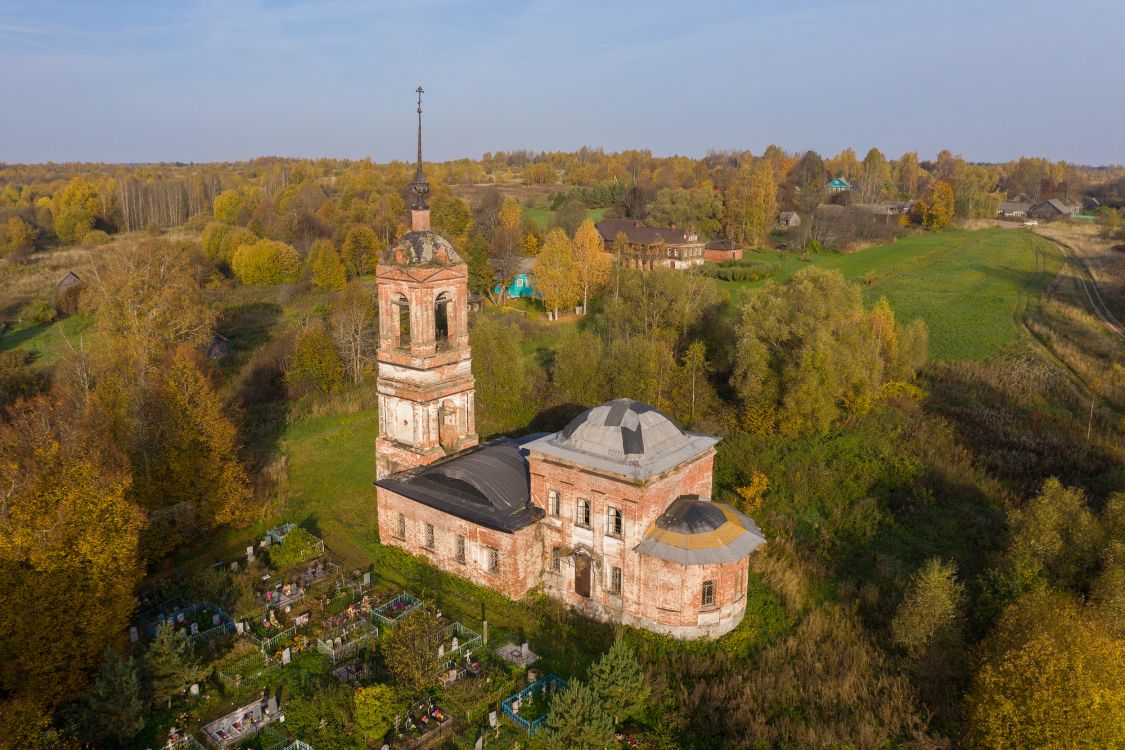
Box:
645;186;724;237
354;684;402;744
309;239;347;290
588;635;649;726
552;197;587;237
341;225;381;276
231;238;301;285
966;590;1124;749
54;207;95;245
286;320;344;397
471;313;531;435
383;605;445;698
144;622;195;709
891;559;964;655
212;189;242;223
430;193;473;240
724;161;776;246
1008;478;1103;591
553;329;609;406
538;680;615;750
80;647;145;744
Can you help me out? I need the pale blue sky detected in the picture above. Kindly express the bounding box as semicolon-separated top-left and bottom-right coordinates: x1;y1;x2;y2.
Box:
1;0;1121;165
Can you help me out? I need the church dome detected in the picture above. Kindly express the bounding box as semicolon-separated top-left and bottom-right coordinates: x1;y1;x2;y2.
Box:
384;230;462;267
635;494;766;565
522;399;721;480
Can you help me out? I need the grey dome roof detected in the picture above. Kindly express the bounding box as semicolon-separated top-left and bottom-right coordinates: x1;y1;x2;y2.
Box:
522;399;720;481
384;230;462;266
634;494;766;565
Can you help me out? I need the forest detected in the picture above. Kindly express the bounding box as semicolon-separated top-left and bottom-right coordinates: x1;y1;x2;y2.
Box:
0;145;1123;749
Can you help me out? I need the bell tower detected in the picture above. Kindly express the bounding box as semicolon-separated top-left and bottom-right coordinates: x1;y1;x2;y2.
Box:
375;87;477;479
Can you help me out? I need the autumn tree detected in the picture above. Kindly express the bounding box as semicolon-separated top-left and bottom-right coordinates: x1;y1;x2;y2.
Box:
430;193;473;242
331;280;378;383
907;181;955;229
231;238;301;285
52;176;100;244
79;647;145;745
966;590;1124;749
0;396;142;716
645;186;724;236
1007;478;1103;591
538;681;615;750
1;215;37;257
341;225;381;277
354;684;402;743
724;161;776;246
144;622;196;709
572;218;611;313
309;239;347;290
895;151;922;199
491;197;526;301
533;228;580;319
891;559;965;655
383;605;445;698
286;320;344;397
733;267;927;436
588;635;649;726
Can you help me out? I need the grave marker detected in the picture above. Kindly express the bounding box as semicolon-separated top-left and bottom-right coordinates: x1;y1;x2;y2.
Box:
489;710;496;728
363;572;371;586
281;647;291;665
128;626;138;643
191;623;199;635
212;613;221;626
189;683;200;697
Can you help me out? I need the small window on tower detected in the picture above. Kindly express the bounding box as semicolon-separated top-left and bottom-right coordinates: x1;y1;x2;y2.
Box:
424;522;434;549
396;294;411;348
435;292;451;349
396;513;406;540
609;565;622;594
702;580;716;608
485;547;499;574
455;534;466;563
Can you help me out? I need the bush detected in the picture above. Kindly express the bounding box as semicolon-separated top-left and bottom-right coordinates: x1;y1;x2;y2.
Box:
54;207;95;244
268;527;320;569
696;259;779;282
80;229;111;248
21;297;56;325
231;238;300;285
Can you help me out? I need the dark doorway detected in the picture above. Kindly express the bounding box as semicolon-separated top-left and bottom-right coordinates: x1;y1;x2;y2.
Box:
574;554;591;598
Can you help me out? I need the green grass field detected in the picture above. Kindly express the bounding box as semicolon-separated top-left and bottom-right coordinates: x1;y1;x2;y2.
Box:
0;313;94;365
723;229;1062;362
523;205;607;230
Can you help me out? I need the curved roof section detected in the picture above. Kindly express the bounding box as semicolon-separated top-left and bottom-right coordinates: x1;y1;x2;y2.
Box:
634;494;766;565
384;230;463;267
522;399;719;481
375;438;542;533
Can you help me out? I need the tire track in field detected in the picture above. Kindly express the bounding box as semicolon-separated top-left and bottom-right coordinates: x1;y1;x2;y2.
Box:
1041;234;1125;342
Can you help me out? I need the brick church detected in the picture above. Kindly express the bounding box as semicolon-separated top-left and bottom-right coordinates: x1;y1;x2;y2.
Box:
375;92;765;639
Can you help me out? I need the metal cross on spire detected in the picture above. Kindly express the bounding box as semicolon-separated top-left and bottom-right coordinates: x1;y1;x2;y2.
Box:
409;85;430;210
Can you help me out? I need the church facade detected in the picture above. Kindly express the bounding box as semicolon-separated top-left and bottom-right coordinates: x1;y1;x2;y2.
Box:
374;96;765;638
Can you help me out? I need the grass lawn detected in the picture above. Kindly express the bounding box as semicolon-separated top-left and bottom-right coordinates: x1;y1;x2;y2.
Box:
523;206;607;230
0;313;94;365
722;229;1062;362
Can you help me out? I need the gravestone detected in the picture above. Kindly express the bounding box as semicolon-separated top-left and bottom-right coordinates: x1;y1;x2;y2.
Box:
489;710;496;728
246;545;255;561
177;612;186;624
128;626;139;643
191;623;199;635
474;738;483;750
281;647;291;665
267;696;278;715
521;642;529;657
438;644;445;658
236;622;244;635
189;683;200;697
212;613;221;626
452;636;459;650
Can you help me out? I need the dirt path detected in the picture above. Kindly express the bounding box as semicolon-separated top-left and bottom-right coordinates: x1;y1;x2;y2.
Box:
1036;232;1125;342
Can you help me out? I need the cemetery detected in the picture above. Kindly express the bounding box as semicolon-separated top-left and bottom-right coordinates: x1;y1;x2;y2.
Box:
200;693;280;748
372;590;422;627
501;673;567;736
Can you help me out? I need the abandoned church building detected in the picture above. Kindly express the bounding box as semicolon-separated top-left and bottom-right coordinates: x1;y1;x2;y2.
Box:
374;98;766;639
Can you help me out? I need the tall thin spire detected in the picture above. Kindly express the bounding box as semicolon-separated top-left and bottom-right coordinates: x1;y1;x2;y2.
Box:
409;85;430;212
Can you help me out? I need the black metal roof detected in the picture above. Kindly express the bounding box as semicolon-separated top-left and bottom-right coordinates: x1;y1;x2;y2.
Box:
376;439;543;533
654;494;727;534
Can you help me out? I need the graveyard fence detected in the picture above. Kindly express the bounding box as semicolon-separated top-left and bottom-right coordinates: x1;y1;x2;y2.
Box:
373;591;422;628
247;625;296;655
440;621;482;671
501;674;567;736
315;621;377;663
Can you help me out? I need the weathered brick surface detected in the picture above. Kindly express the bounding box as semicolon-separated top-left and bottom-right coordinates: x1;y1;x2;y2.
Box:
377;487;541;598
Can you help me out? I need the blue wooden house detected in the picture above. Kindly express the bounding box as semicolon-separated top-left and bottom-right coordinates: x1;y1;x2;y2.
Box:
491;257;537;299
826;177;853;193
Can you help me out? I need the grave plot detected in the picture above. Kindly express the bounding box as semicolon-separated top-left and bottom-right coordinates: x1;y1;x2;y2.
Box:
264;524;325;570
330;657;373;684
200;693;280;748
372;591;422;628
501;674;567;736
159;732;208;750
436;621;483;686
315;608;377;663
391;697;454;748
214;641;275;688
141;600;234;647
240;608;301;655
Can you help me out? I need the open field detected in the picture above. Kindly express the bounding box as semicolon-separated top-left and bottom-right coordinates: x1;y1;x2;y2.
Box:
723;229;1063;362
522;205;607;229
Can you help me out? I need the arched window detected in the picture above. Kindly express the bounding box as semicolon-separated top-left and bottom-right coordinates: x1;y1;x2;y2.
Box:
576;498;591;528
434;291;451;349
396;294;411;348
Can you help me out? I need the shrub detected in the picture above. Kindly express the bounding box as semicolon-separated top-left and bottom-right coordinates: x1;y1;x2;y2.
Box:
54;207;95;244
80;229;111;248
231;239;300;285
268;527;320;569
21;297;56;325
695;259;780;282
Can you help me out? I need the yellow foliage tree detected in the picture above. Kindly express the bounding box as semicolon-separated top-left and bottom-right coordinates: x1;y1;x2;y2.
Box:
309;240;347;290
532;228;580;319
572;218;612;313
0;396;143;715
966;590;1125;749
231;238;300;285
724;161;776;246
736;471;769;513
